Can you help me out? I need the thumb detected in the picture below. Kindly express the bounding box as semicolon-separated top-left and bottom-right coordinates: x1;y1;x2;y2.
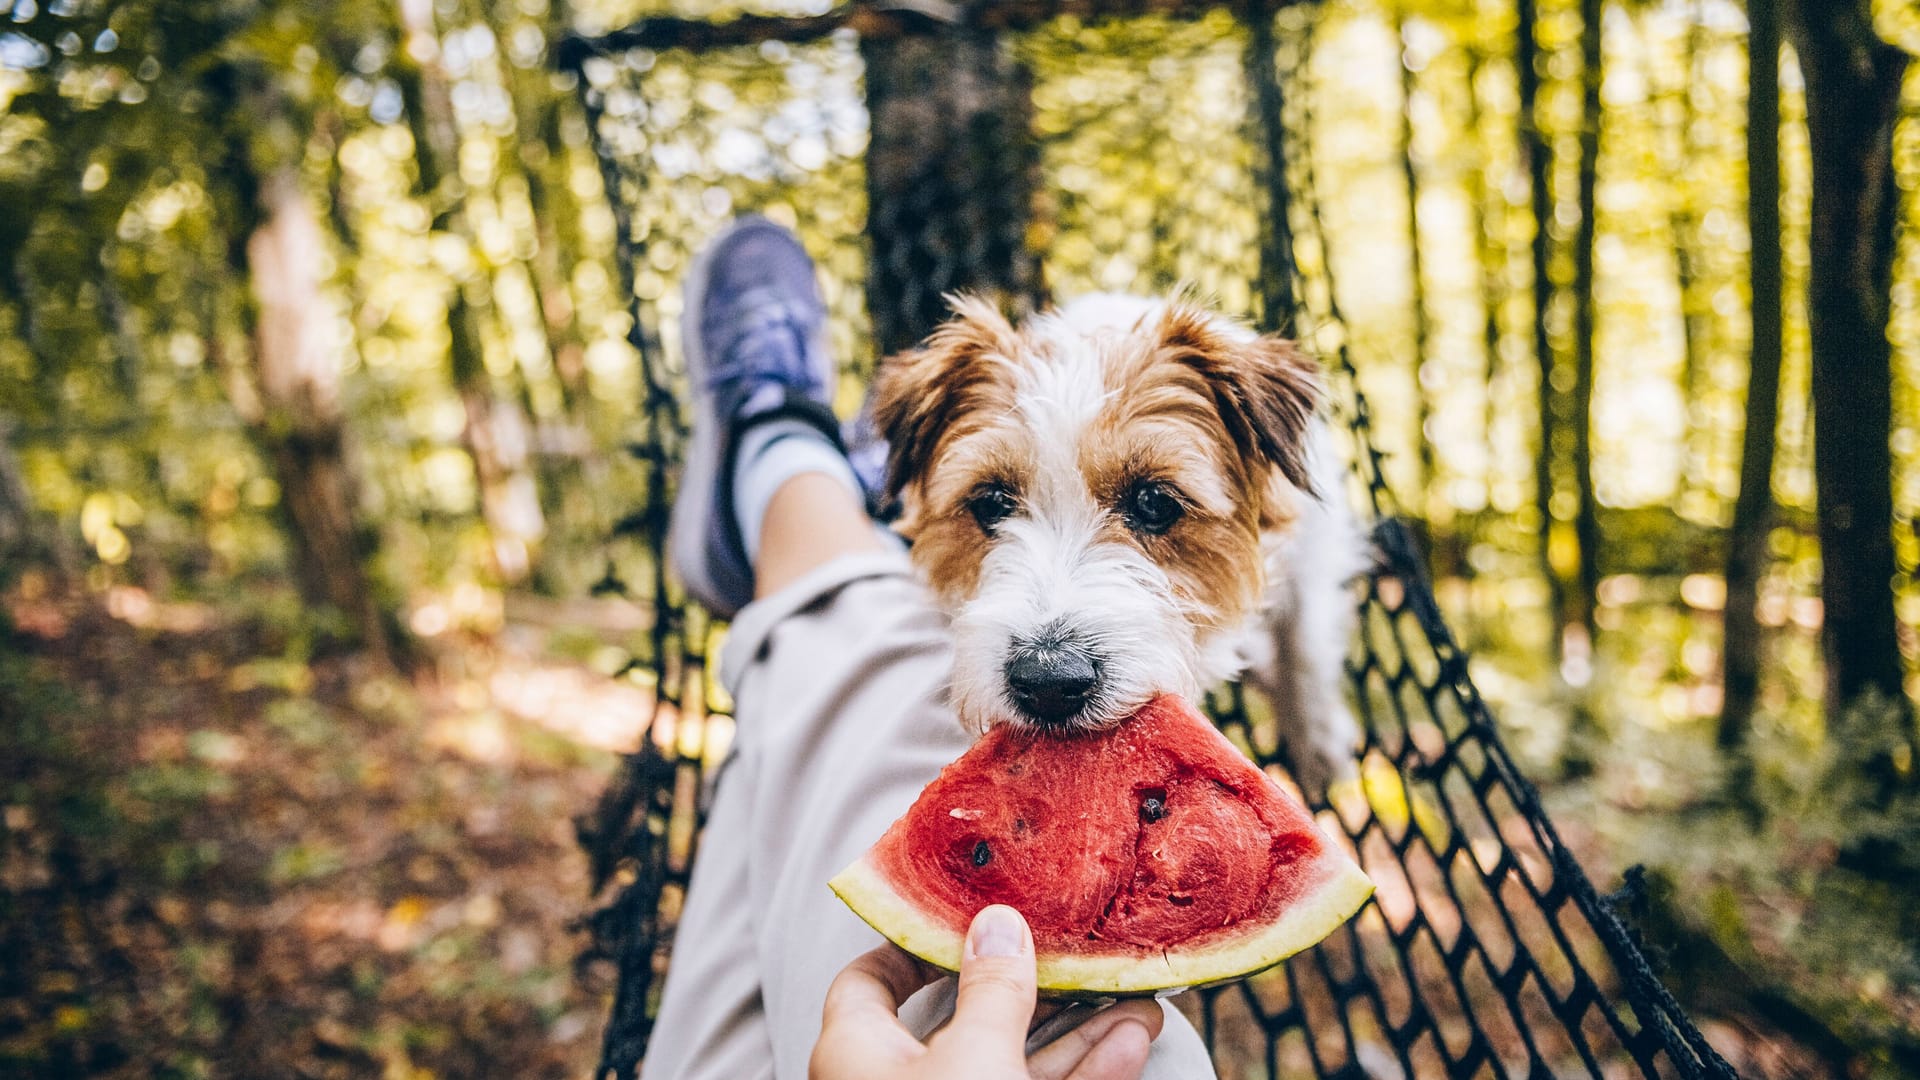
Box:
945;905;1039;1049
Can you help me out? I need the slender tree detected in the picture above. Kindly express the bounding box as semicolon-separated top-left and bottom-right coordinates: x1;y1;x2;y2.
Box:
1720;0;1782;756
1399;18;1441;563
1515;0;1567;653
1671;5;1707;472
1462;46;1513;535
217;76;394;663
1568;0;1603;643
1246;7;1297;331
1784;0;1911;744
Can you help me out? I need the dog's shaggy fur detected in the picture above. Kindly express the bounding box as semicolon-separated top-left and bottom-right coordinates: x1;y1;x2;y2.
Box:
871;293;1368;795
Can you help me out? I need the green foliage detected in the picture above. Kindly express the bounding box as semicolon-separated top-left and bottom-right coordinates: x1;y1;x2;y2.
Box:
1;0;636;608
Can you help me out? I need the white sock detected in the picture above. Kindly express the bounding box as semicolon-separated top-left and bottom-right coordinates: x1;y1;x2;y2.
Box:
731;419;864;560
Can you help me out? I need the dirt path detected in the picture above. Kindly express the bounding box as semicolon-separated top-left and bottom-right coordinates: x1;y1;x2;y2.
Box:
2;588;651;1078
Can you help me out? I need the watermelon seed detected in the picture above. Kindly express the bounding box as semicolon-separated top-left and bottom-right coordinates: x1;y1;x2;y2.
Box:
1167;894;1195;907
971;840;992;867
1139;789;1167;823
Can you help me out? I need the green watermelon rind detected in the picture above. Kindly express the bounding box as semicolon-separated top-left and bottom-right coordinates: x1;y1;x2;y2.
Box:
828;841;1374;997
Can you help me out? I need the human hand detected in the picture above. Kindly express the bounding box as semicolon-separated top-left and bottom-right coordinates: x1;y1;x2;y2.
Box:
811;905;1165;1080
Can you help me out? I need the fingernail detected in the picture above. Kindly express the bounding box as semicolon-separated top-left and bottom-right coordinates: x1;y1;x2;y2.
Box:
969;905;1027;958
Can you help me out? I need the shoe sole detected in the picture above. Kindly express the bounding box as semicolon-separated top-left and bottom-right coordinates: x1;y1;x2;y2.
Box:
667;216;835;618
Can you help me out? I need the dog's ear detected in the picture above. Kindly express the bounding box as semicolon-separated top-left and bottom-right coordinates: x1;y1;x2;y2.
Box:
870;294;1016;499
1160;304;1324;497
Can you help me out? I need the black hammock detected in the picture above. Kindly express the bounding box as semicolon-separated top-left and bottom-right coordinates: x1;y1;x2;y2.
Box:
556;4;1741;1078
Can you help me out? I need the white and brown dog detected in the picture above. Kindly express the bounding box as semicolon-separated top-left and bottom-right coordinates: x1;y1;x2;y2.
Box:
870;293;1368;796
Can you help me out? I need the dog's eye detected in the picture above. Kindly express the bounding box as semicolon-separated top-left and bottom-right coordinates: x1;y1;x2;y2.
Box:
966;484;1018;533
1121;480;1184;535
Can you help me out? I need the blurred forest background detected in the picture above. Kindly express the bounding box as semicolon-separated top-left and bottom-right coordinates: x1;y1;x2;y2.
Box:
2;0;1918;1076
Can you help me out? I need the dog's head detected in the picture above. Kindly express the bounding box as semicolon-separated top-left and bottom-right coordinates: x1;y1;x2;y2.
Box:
871;293;1324;734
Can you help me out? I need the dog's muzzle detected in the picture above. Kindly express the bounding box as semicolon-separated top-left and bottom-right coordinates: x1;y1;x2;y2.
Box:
1004;629;1102;729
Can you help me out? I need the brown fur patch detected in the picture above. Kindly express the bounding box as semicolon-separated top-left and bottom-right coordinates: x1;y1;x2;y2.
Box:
905;437;1030;604
870;297;1030;603
1155;303;1323;506
1079;357;1272;632
879;296;1323;636
868;294;1021;505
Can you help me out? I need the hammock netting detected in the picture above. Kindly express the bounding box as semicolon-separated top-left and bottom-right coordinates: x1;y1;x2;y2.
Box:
556;4;1740;1077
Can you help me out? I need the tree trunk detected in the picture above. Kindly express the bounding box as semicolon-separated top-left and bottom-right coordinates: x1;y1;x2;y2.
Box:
1785;1;1910;738
525;107;588;404
245;168;394;663
1515;0;1567;655
1720;0;1782;755
1568;0;1602;644
1399;19;1447;571
862;28;1040;355
1466;49;1505;528
1245;9;1296;332
397;0;545;583
1672;6;1707;494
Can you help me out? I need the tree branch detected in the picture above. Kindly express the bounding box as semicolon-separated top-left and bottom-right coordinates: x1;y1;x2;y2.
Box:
557;0;1298;67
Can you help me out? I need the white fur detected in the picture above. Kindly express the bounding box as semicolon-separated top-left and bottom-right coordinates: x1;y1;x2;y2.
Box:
935;293;1369;795
948;299;1203;729
950;515;1206;730
1241;422;1371;794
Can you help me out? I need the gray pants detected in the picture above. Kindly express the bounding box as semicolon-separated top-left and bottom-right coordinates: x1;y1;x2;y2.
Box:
640;549;1218;1079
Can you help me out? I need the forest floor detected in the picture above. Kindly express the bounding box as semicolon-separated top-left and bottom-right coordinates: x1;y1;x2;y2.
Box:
0;580;645;1078
0;576;1883;1079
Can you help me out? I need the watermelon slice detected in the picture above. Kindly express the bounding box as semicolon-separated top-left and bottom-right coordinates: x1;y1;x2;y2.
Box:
830;695;1373;995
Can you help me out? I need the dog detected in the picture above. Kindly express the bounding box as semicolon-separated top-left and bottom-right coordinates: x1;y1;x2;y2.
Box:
869;292;1368;797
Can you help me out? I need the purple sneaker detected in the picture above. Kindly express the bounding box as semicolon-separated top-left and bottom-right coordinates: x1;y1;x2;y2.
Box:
668;216;842;618
843;392;895;521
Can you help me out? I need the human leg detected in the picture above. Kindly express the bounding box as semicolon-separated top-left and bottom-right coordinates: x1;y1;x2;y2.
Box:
753;471;886;599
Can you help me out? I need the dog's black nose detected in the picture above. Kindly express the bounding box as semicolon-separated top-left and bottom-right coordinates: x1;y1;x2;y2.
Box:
1005;643;1099;727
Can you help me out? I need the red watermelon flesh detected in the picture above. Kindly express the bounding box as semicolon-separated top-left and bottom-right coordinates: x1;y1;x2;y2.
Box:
829;695;1373;995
